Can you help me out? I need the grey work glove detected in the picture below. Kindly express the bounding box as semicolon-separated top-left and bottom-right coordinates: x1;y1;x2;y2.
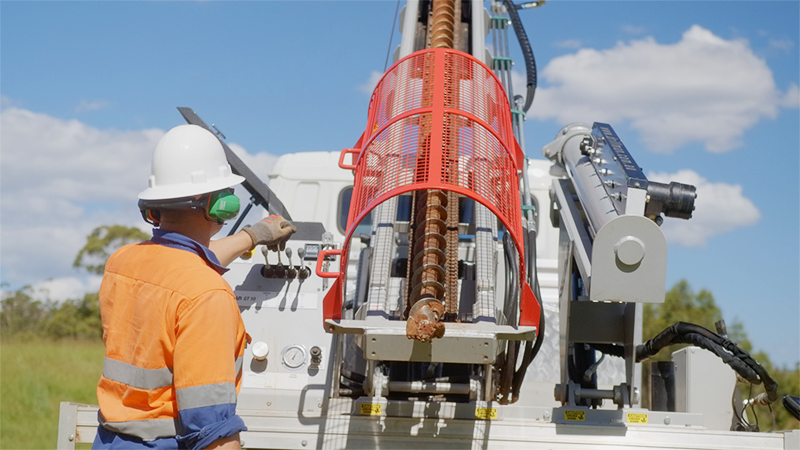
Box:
243;215;297;252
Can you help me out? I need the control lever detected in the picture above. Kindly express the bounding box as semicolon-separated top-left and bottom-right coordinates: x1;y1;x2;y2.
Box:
285;247;297;279
274;247;286;278
297;247;311;279
261;246;273;278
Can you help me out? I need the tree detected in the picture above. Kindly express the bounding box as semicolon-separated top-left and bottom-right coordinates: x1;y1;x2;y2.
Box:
45;293;102;340
642;280;723;361
73;225;149;274
0;286;52;337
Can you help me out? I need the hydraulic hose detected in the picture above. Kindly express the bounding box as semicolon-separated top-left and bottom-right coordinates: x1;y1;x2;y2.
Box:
637;322;778;404
510;227;545;401
502;0;537;112
499;232;521;403
502;232;520;324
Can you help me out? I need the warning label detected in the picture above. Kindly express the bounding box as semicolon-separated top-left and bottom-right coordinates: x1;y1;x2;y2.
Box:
360;403;382;416
627;413;648;424
475;407;498;420
564;410;586;421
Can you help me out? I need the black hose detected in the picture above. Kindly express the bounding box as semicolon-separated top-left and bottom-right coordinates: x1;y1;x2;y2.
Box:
499;232;520;404
499;340;518;404
637;322;778;403
341;368;366;383
339;376;363;391
502;0;537;112
510;228;545;401
502;232;520;324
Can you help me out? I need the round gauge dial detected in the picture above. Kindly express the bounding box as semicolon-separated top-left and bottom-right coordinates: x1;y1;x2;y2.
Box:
280;344;308;369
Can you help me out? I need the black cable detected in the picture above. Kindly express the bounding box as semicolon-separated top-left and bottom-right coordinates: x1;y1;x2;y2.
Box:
339;376;363;391
767;403;775;432
510;227;545;401
637;322;778;403
502;232;520;324
749;383;759;431
501;0;537;112
383;0;402;72
499;233;520;404
341;368;366;383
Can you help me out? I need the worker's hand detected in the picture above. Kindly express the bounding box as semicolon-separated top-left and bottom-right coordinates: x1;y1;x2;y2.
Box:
242;215;297;252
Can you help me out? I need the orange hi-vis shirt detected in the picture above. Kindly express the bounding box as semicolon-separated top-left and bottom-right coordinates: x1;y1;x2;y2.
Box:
96;238;247;447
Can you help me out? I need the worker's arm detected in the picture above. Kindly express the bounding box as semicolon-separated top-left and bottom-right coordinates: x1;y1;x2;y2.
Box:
174;289;248;450
209;231;254;267
210;216;297;267
206;433;241;449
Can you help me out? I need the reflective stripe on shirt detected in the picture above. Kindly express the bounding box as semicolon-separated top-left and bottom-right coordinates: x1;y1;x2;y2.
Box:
102;357;173;390
99;412;181;441
177;383;237;410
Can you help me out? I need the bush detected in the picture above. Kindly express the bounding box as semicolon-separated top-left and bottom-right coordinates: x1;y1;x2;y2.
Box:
1;288;102;341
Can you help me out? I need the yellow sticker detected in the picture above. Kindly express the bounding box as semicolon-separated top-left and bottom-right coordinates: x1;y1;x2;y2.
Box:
627;413;648;424
564;410;586;421
475;407;498;420
360;403;382;416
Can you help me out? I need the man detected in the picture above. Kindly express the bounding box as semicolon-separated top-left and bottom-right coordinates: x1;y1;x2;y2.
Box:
93;124;296;449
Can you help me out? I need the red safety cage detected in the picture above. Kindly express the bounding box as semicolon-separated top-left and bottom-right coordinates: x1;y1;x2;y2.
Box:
318;48;538;328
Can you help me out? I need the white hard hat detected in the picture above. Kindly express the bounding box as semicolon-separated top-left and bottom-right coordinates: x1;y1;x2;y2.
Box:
138;124;245;200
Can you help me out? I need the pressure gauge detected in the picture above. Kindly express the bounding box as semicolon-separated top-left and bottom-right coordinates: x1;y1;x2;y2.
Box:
280;344;308;369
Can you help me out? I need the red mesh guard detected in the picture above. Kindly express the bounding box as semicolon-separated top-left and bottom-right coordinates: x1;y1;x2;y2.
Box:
325;49;536;326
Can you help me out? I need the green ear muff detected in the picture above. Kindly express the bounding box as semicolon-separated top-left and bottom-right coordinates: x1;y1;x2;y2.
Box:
206;190;240;223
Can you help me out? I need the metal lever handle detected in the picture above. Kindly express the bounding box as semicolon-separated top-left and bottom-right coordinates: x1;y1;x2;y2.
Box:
316;249;342;278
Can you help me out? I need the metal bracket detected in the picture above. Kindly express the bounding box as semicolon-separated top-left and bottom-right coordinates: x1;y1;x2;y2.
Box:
325;319;536;364
177;107;292;219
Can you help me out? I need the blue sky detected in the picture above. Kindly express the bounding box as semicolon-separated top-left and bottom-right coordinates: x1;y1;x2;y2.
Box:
1;1;798;367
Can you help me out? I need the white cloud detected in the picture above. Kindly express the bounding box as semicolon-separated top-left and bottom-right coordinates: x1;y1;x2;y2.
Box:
648;170;760;247
621;25;646;35
779;83;800;108
228;142;278;178
27;276;103;303
75;99;110;113
358;70;384;95
529;25;795;153
554;39;583;49
769;38;794;52
0;107;277;289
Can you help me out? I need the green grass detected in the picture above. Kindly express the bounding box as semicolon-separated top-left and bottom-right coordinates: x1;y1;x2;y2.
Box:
1;338;104;449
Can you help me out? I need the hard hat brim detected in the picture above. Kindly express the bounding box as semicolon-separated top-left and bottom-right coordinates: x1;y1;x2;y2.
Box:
138;173;246;200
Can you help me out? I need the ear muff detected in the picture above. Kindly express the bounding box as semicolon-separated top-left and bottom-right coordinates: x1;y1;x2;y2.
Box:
138;189;241;226
141;208;161;226
205;190;240;223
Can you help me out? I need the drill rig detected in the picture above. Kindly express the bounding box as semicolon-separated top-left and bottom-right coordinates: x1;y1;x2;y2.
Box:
58;0;796;448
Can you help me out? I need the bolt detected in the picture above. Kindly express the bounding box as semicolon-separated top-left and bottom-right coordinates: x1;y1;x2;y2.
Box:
267;401;271;406
543;411;551;420
664;416;671;425
302;440;308;447
69;434;75;442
